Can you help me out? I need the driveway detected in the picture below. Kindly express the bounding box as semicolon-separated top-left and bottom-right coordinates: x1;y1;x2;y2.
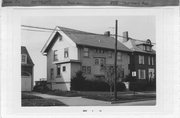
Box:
26;92;156;106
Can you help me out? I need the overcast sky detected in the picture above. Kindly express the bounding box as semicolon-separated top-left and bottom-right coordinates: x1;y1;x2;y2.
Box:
21;16;155;82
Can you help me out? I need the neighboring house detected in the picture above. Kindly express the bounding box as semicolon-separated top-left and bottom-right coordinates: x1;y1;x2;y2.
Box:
121;31;156;83
21;46;34;91
41;26;132;91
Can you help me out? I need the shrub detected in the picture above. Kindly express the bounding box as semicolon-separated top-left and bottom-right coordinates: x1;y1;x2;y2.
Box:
71;71;85;90
33;81;50;92
71;71;126;91
129;80;156;91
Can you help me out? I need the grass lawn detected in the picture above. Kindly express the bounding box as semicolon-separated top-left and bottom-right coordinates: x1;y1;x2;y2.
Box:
22;93;67;106
41;90;156;102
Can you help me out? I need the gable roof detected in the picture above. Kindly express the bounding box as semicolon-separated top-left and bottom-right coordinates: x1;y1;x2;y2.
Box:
124;39;156;54
41;26;132;54
21;46;34;65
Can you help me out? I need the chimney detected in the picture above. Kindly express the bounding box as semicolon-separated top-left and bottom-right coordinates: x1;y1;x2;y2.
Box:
104;31;111;37
123;31;129;42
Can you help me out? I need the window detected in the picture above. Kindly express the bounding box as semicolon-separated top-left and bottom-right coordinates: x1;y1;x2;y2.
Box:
87;66;91;74
83;48;89;57
152;57;154;65
148;56;151;65
57;65;61;76
50;68;54;79
146;46;151;51
82;66;86;73
95;58;99;65
117;52;122;61
63;66;66;72
108;51;112;58
64;48;69;58
138;69;146;79
139;55;144;64
100;58;106;71
117;67;124;79
21;54;27;64
53;50;58;61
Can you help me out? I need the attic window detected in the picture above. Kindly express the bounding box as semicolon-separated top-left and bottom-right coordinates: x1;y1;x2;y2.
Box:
21;54;27;64
53;50;58;61
58;35;62;41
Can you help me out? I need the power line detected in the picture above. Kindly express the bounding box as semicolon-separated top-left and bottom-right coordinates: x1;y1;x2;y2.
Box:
21;25;156;44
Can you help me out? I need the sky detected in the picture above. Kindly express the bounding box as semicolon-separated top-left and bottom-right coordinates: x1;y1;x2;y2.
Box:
21;16;155;82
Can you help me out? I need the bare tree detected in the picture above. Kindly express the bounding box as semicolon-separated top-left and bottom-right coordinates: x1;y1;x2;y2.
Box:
104;65;114;95
104;65;124;96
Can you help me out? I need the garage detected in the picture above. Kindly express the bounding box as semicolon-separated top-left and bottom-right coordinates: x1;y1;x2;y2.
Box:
21;72;32;91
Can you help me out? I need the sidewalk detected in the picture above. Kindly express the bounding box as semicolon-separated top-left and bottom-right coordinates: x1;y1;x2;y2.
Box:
29;92;112;106
25;92;156;106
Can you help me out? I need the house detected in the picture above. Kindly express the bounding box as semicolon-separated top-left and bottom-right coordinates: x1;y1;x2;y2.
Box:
41;26;132;91
120;31;156;83
21;46;34;91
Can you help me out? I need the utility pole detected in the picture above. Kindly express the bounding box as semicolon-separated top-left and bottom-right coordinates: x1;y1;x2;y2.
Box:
114;20;118;100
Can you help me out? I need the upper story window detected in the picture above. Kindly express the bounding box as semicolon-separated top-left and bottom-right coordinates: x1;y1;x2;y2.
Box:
83;47;89;57
117;52;122;61
139;55;144;64
95;48;104;54
53;50;58;61
21;54;27;64
64;48;69;58
146;46;151;51
148;56;151;65
152;57;154;65
108;51;113;58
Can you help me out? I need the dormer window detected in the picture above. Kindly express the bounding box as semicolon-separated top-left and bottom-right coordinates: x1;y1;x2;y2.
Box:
21;54;27;64
146;46;151;51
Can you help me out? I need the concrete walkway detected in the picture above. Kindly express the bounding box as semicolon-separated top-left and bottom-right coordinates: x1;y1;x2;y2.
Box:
26;92;155;106
29;92;112;106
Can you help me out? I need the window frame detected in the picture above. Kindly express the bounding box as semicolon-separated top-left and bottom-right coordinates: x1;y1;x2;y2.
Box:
87;66;91;74
108;51;113;58
152;57;154;65
21;54;27;64
82;66;86;73
117;52;122;61
56;64;61;77
148;56;151;65
53;50;58;61
83;47;89;57
138;69;146;79
63;66;66;72
50;68;54;80
64;48;69;58
139;55;144;64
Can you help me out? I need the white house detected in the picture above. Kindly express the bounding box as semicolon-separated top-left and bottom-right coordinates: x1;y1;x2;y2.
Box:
41;26;132;91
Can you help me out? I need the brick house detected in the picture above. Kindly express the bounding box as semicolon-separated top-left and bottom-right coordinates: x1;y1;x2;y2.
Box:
21;46;34;91
121;32;156;83
41;26;132;91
